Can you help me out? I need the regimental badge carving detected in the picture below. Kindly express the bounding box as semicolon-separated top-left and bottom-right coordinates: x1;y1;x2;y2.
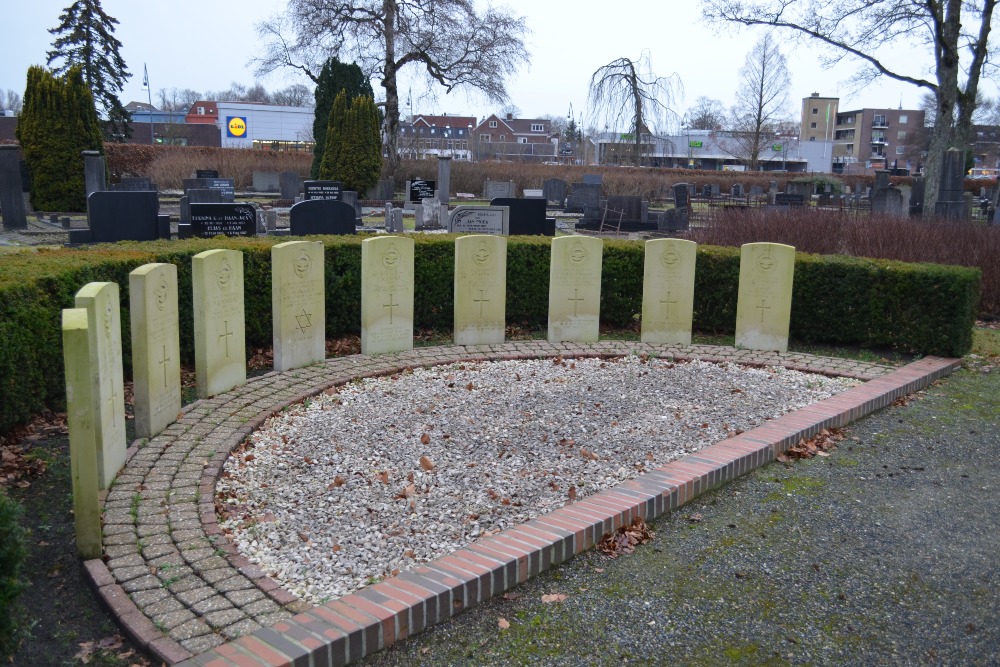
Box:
216;259;233;290
568;240;588;264
155;273;169;312
757;247;775;272
661;247;680;268
103;300;114;340
382;243;400;270
294;249;312;279
474;241;491;265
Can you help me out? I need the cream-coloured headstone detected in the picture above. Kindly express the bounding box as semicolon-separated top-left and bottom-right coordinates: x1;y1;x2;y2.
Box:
62;308;102;559
272;241;326;371
454;235;507;345
547;236;603;343
735;242;795;352
193;249;246;397
361;236;414;354
129;263;181;439
641;239;697;345
74;282;125;490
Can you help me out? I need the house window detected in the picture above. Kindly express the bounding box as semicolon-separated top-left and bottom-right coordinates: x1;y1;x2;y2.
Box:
489;120;498;128
812;108;819;115
499;135;506;141
809;136;816;141
197;106;205;115
896;146;905;155
480;134;491;142
519;137;528;144
899;114;908;123
531;123;544;132
810;122;817;129
897;131;906;140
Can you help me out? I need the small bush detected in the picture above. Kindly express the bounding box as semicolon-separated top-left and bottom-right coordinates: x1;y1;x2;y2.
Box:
0;489;27;659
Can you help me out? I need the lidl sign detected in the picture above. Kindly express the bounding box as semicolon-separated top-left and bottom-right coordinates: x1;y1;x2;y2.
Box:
226;116;248;138
689;140;703;148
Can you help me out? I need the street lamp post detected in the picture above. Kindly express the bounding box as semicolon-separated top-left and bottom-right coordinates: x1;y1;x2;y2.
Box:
142;63;153;144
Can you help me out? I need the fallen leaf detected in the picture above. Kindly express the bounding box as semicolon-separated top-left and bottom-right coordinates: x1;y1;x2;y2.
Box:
376;471;389;485
502;592;520;601
328;476;346;490
420;647;431;655
541;593;568;604
498;617;510;630
420;433;431;445
598;517;655;558
567;486;577;502
466;382;474;391
419;455;435;471
687;513;703;523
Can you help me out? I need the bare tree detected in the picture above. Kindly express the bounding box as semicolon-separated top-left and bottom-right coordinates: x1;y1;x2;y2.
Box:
3;89;22;114
587;51;681;166
702;0;998;211
272;83;313;107
722;33;790;170
253;0;530;173
686;96;727;131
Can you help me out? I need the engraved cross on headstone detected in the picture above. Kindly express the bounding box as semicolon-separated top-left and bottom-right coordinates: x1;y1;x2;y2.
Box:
757;299;770;323
384;293;398;325
159;344;170;388
473;289;489;319
660;291;677;319
219;320;234;358
568;289;584;317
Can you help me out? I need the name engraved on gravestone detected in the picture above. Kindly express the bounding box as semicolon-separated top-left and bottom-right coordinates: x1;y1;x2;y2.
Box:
735;242;795;353
361;236;414;355
272;241;325;372
196;169;219;179
548;236;603;343
129;263;181;439
448;206;509;235
184;178;235;200
454;235;507;345
190;203;257;237
409;179;436;203
193;249;246;398
303;180;343;201
641;239;697;345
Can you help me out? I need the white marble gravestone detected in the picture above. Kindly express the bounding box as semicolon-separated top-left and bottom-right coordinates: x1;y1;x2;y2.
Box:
272;241;326;371
74;282;126;490
192;249;246;397
454;235;507;345
361;236;414;355
547;236;603;343
129;263;181;439
61;308;102;559
735;242;795;352
641;239;697;345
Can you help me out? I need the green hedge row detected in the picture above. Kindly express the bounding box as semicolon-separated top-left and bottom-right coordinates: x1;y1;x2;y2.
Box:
0;236;979;435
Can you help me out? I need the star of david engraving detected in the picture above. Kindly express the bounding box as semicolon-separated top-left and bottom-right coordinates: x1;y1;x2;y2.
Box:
295;309;312;334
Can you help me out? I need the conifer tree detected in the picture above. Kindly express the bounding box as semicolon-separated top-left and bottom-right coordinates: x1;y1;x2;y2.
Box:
47;0;131;140
17;65;104;211
318;90;349;181
312;58;373;178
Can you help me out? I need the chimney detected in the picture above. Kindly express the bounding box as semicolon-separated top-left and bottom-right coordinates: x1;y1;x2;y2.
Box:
506;112;513;121
811;92;819;97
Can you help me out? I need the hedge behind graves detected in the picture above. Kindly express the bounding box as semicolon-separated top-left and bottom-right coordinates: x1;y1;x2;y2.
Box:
0;236;979;435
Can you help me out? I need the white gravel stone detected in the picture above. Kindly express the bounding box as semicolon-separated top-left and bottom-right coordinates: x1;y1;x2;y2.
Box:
216;356;858;604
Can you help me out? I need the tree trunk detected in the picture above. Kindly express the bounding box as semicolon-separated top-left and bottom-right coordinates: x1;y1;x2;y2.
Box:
382;0;400;176
923;0;962;214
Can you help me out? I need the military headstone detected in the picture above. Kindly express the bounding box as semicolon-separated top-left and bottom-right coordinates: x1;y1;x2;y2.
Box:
361;236;414;355
61;308;102;559
272;241;325;372
735;242;795;353
548;236;603;343
641;239;697;345
449;205;510;235
289;199;357;235
454;235;507;345
129;263;181;439
74;282;126;490
192;249;246;398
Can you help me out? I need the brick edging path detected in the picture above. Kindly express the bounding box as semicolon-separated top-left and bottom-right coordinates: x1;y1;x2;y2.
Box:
82;342;960;666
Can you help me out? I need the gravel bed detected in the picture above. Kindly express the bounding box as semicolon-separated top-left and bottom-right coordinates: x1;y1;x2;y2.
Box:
216;356;859;604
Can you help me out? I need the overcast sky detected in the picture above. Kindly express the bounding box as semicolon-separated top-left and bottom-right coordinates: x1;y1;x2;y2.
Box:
5;0;991;130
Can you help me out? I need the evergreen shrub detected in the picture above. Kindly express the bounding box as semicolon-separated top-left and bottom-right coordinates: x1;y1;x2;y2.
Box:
0;489;27;658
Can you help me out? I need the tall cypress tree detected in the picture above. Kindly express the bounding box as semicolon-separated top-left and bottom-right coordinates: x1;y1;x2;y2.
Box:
47;0;131;140
328;95;383;194
17;65;103;212
319;90;349;181
311;58;373;178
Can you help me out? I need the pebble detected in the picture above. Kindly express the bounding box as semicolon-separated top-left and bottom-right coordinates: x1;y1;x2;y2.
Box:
216;356;858;604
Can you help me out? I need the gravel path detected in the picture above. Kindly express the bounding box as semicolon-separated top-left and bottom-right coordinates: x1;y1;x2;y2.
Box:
356;363;1000;666
217;357;857;607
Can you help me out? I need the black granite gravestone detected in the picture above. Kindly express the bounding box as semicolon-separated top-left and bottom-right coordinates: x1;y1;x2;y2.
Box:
196;169;219;179
490;197;554;236
188;203;257;237
303;180;344;201
409;179;436;203
69;191;162;243
289;199;357;235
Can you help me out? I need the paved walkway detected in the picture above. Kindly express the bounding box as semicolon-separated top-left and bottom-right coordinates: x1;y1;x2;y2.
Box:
82;342;958;666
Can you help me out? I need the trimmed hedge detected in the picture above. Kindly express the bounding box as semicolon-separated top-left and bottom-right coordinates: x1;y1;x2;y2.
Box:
0;236;979;435
0;489;27;658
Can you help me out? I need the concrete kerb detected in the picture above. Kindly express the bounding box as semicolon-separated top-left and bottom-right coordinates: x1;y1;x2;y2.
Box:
78;342;960;666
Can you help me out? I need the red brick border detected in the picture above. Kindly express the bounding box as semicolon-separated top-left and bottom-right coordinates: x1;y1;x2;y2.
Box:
167;354;959;667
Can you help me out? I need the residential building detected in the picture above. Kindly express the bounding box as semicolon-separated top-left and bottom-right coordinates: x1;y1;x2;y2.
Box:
184;100;314;150
398;114;476;160
800;93;839;143
471;113;558;162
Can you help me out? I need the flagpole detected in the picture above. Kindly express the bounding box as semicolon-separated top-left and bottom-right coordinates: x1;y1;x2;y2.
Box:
143;63;153;145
